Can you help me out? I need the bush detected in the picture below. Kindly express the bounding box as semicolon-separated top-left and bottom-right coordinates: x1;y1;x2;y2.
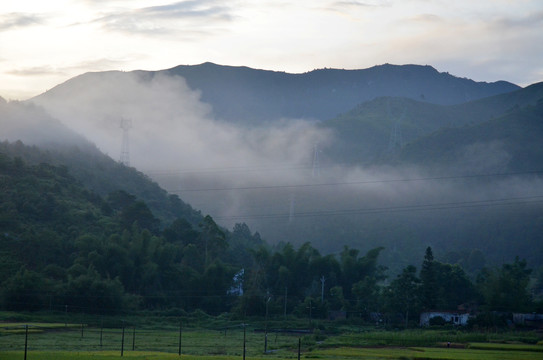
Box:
429;316;447;326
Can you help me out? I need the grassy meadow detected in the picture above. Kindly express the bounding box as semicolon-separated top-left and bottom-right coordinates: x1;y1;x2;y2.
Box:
1;314;542;360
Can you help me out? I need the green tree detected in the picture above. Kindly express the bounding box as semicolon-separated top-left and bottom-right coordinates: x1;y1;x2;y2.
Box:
121;201;160;233
163;218;199;246
199;260;237;314
385;265;421;327
1;268;48;311
434;262;476;309
478;257;533;312
420;246;437;309
419;247;476;311
63;266;126;314
199;215;227;269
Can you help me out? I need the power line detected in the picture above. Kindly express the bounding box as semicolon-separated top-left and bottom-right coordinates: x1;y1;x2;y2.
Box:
211;195;543;221
165;170;543;193
145;163;315;176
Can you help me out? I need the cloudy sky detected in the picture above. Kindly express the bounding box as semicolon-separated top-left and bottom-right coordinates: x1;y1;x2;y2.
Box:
1;0;542;100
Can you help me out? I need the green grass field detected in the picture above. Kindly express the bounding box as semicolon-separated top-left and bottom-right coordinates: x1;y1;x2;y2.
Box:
313;346;543;360
1;319;542;360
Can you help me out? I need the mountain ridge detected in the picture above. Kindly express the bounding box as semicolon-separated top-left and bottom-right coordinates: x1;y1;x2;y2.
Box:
33;62;520;124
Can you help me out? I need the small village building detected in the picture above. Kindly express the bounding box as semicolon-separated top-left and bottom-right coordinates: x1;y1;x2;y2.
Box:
513;313;543;328
420;311;470;326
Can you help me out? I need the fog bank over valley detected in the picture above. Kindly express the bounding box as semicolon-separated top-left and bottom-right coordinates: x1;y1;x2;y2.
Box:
1;68;541;269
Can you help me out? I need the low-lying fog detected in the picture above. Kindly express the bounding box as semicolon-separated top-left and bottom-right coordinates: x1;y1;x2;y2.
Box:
2;71;541;268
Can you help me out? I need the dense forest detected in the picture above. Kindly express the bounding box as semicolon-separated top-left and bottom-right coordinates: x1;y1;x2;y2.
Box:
24;66;543;273
1;141;541;325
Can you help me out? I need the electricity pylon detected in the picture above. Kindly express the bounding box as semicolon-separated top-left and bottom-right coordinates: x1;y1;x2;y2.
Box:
312;143;320;177
120;118;133;166
387;100;405;154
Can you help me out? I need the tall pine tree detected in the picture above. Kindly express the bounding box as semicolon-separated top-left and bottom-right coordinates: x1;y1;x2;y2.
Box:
420;247;437;310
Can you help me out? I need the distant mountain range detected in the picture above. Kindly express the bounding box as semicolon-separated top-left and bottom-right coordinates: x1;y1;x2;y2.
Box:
7;62;542;270
34;62;519;124
163;62;519;122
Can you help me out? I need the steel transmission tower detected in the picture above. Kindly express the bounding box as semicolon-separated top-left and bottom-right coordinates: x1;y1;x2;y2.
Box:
288;192;295;223
312;143;320;177
387;100;405;154
120;118;133;166
388;120;404;153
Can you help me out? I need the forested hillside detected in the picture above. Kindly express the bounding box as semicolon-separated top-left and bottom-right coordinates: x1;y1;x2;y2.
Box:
22;68;543;275
0;141;263;313
0;98;202;226
3;63;542;322
320;82;543;164
0;141;541;321
396;98;543;173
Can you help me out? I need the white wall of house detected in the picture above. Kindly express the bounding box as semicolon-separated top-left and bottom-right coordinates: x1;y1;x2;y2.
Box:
420;311;470;326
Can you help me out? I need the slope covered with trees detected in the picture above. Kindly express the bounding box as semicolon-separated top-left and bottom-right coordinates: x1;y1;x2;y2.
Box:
396;97;543;173
320;82;543;164
0;141;540;322
0;141;263;313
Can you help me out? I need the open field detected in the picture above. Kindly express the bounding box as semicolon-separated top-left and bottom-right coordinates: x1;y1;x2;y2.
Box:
1;316;542;360
2;345;543;360
313;346;543;360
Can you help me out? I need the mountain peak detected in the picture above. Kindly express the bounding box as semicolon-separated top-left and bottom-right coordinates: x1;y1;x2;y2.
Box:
32;62;520;124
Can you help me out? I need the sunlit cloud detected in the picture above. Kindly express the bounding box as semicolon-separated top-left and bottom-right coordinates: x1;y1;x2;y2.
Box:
93;0;236;35
0;12;43;31
6;58;133;78
330;0;390;8
7;66;65;77
0;0;542;99
141;0;234;20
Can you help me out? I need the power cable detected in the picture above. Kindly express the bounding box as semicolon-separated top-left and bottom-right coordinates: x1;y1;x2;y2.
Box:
164;170;543;193
211;195;543;221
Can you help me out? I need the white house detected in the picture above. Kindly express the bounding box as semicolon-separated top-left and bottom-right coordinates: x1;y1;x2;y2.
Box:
513;313;543;328
420;311;470;326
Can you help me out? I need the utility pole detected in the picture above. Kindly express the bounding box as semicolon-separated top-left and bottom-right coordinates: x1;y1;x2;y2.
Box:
307;300;314;329
242;324;247;360
312;144;320;177
284;287;288;319
182;320;183;356
121;321;125;357
320;276;326;303
24;325;28;360
288;192;295;223
265;293;271;353
120;118;133;166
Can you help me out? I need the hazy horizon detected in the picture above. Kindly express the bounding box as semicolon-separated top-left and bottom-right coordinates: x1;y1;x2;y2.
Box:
1;1;542;100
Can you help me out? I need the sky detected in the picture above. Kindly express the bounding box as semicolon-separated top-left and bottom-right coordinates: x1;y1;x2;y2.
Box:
1;0;542;100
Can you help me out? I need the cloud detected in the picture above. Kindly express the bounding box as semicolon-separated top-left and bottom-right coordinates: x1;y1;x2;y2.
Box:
30;71;332;173
16;67;543;268
6;58;129;78
331;0;389;7
0;12;43;31
93;0;236;35
491;10;543;29
141;0;234;20
7;66;66;77
321;0;389;15
0;99;88;147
